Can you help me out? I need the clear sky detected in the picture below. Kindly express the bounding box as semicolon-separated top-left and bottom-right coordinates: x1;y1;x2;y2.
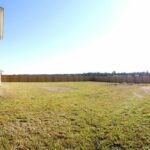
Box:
0;0;150;74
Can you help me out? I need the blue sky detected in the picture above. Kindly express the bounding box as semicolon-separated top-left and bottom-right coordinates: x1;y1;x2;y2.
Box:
0;0;150;74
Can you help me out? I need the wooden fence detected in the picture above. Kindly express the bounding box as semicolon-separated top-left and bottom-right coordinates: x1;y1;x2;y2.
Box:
2;75;150;83
2;75;90;82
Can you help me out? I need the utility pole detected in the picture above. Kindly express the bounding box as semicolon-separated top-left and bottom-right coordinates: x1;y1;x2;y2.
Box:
0;7;4;86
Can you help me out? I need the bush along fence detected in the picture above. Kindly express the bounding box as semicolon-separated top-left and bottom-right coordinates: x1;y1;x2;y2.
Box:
2;74;150;83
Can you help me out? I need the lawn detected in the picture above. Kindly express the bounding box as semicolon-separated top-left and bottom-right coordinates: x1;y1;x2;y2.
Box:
0;82;149;150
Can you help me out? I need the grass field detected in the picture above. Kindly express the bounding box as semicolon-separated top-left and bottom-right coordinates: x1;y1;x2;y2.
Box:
0;82;149;150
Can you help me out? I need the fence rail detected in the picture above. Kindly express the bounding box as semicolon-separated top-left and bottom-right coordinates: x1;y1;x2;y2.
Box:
2;75;150;83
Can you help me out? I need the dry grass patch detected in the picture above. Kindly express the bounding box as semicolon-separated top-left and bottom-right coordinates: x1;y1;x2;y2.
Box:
141;86;150;94
46;86;77;91
0;87;12;98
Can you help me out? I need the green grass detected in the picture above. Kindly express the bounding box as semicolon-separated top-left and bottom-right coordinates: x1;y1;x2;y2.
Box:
0;82;149;150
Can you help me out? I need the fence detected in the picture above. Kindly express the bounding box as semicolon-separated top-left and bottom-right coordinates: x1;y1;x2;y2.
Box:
2;75;150;83
2;75;90;82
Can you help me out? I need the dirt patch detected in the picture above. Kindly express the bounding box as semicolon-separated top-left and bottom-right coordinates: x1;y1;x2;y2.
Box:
141;86;150;94
49;131;67;139
0;88;11;98
46;86;77;91
0;88;6;97
133;86;150;99
133;92;143;99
